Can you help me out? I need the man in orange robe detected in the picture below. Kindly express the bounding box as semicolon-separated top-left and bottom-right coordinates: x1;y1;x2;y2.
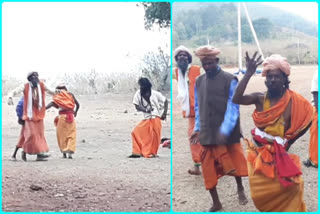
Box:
174;45;202;175
46;83;80;159
129;77;168;158
304;71;318;168
232;53;313;211
8;72;55;161
190;45;248;211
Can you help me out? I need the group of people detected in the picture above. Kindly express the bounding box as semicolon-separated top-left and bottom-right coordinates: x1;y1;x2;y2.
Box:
8;71;80;161
8;72;169;161
174;45;317;212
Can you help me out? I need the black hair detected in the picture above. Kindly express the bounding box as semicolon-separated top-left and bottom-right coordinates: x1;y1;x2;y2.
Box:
138;77;152;89
27;72;39;81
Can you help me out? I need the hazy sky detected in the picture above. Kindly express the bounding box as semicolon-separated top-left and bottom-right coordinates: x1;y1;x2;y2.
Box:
262;2;318;24
2;2;170;80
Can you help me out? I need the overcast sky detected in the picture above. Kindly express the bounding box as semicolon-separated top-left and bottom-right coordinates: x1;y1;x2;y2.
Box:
2;2;170;80
262;2;318;24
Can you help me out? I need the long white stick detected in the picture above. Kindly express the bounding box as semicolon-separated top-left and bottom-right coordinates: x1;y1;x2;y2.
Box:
242;2;264;60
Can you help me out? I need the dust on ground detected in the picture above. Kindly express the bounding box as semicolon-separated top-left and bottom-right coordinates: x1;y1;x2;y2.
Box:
2;92;171;212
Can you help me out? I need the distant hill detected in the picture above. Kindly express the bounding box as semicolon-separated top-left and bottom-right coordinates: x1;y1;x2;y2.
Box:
172;2;318;65
173;2;317;37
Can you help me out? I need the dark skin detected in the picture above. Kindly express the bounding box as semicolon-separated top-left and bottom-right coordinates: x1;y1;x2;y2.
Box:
190;56;248;212
176;51;189;76
232;51;311;151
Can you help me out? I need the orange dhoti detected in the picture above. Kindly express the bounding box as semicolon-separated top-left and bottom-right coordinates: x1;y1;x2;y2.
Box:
201;143;248;189
23;120;49;154
56;114;77;154
308;109;318;166
16;126;25;148
131;117;162;158
188;117;202;164
246;139;306;212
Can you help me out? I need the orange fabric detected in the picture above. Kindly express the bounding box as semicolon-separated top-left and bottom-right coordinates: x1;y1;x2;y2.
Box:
245;139;301;184
201;143;248;190
175;66;201;117
22;120;49;154
56;114;77;154
131;117;162;158
247;155;306;212
253;90;313;140
247;90;312;211
188;117;201;163
309;108;318;165
22;82;46;121
249;90;313;181
53;91;75;110
16;126;25;148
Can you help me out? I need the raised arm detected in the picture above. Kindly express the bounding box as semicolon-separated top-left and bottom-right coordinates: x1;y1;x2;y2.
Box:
44;83;55;96
232;51;264;108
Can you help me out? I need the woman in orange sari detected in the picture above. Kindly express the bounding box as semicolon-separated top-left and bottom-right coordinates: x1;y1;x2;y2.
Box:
46;84;80;159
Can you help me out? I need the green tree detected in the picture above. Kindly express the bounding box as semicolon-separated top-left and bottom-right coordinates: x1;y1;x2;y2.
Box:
252;18;273;39
241;24;253;43
140;2;171;30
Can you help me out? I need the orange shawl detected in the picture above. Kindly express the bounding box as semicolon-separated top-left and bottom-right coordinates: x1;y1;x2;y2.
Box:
53;90;75;110
253;90;313;140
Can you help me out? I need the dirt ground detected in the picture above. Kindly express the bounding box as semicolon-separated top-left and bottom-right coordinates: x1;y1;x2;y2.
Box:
2;92;171;212
172;65;318;212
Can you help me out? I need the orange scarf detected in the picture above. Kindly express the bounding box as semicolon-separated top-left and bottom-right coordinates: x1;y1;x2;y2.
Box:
53;90;75;110
253;90;313;140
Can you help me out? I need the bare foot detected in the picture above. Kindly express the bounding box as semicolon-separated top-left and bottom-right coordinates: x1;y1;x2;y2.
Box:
21;151;27;162
188;166;201;175
209;203;222;212
238;190;248;205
